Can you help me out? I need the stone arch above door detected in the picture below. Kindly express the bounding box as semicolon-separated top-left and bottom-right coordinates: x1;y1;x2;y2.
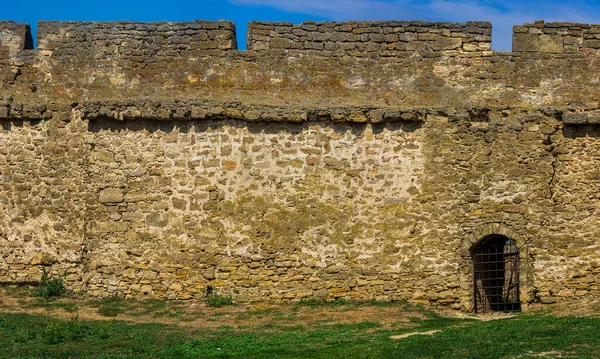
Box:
461;223;526;254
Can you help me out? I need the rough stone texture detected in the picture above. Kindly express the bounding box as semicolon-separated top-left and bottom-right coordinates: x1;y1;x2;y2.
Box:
513;20;600;54
247;21;492;57
38;21;237;52
2;19;600;311
0;21;33;83
0;21;32;53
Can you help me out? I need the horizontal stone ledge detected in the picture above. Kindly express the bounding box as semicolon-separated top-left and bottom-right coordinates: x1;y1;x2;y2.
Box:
5;101;600;125
562;112;600;125
245;48;495;59
0;102;51;120
82;101;598;124
79;100;427;123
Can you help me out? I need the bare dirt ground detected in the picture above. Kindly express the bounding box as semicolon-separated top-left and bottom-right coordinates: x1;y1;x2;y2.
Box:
0;287;436;332
529;298;600;318
1;286;597;333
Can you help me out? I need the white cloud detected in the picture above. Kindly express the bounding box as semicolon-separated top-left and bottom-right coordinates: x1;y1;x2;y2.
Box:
230;0;600;51
230;0;423;19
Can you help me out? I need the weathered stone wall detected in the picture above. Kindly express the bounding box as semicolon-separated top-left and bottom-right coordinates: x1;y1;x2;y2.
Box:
513;20;600;54
0;21;32;83
247;21;492;57
37;20;237;55
2;19;600;311
0;21;32;51
538;122;600;302
0;111;86;285
83;115;425;301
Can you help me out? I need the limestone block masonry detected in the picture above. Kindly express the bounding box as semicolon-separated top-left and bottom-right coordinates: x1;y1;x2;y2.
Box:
1;18;600;311
247;21;491;56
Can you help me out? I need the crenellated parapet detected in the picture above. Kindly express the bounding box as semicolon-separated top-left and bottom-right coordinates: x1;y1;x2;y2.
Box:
5;19;600;66
0;21;32;53
36;20;237;57
247;20;492;57
0;21;33;82
513;20;600;54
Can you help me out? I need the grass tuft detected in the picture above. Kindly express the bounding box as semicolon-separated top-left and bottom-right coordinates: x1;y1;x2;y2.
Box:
94;295;131;317
35;269;66;300
206;293;233;308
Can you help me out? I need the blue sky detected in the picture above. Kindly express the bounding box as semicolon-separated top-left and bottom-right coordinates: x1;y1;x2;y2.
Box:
3;0;600;51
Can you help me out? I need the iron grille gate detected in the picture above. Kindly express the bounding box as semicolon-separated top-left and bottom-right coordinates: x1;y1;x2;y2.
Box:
473;236;521;313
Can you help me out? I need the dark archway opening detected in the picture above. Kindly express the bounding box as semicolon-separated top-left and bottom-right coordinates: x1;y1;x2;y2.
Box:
472;235;521;313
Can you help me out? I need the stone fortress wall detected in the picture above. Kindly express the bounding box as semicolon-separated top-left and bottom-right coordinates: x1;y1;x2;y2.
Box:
1;18;600;311
247;20;491;56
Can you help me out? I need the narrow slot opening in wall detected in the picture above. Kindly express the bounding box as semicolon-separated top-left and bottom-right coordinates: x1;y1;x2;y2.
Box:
24;24;34;49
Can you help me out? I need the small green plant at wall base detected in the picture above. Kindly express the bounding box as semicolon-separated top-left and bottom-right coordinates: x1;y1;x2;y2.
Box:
36;269;65;299
41;316;90;344
206;293;233;308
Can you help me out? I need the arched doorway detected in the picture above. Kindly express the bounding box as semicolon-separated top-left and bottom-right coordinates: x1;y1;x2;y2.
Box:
472;235;520;313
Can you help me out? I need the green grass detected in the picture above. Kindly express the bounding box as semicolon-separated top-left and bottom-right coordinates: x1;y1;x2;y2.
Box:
86;296;196;319
28;299;79;313
1;310;600;358
0;312;186;358
91;295;135;317
131;299;187;318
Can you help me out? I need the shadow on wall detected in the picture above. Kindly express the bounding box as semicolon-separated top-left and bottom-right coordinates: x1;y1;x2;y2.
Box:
87;118;423;136
563;125;600;139
0;119;43;131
